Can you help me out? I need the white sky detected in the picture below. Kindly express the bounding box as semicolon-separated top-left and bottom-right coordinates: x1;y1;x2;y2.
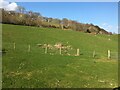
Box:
0;0;18;11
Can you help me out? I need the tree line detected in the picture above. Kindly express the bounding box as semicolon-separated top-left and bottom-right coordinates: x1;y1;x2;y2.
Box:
0;6;112;35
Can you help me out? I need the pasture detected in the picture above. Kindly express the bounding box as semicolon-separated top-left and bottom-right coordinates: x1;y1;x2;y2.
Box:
2;24;118;88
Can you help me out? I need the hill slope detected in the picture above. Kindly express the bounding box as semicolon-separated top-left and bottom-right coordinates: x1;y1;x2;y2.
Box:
1;9;110;35
2;24;118;88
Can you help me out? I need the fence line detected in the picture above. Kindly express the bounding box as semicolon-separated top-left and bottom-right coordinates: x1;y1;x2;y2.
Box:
9;42;118;59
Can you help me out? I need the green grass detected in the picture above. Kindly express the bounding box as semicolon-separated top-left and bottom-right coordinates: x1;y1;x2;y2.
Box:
2;24;118;88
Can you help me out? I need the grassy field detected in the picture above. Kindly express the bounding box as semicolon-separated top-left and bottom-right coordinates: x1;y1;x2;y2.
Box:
2;24;118;88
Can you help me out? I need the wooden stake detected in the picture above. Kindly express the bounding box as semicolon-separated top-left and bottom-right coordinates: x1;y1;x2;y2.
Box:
59;47;62;55
45;46;48;54
28;44;31;52
77;48;79;56
61;24;63;30
108;50;111;59
93;50;96;58
13;42;16;50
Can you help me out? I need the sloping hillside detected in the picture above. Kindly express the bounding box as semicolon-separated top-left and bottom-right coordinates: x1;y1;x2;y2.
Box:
2;24;118;88
1;9;111;35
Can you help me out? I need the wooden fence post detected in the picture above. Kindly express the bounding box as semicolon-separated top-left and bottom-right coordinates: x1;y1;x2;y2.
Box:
59;47;62;55
76;48;80;56
108;50;111;59
28;44;31;52
93;50;96;58
13;42;16;50
45;46;48;54
61;24;63;30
